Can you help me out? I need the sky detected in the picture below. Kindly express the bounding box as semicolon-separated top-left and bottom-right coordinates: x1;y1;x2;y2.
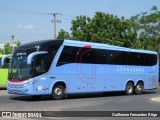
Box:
0;0;160;44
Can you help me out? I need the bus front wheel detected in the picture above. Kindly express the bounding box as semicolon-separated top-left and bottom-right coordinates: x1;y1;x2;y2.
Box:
125;82;134;95
51;84;64;100
135;82;143;95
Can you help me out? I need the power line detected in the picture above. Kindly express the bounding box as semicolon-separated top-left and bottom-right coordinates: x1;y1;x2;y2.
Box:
48;13;77;38
0;6;79;39
48;13;62;39
0;33;53;38
0;6;48;15
58;16;73;21
0;6;79;18
60;13;77;18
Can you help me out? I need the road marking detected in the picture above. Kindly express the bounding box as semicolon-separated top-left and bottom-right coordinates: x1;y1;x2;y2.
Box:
151;97;160;102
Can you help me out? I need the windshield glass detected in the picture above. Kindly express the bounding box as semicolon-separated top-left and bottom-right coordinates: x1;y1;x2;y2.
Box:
9;48;37;80
9;56;32;80
9;44;61;80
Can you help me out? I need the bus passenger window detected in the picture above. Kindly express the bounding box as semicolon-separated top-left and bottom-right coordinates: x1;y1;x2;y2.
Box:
34;59;46;76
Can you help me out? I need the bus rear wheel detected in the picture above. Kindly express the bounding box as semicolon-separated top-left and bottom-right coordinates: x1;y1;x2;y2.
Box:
135;82;143;95
125;82;134;95
51;84;64;100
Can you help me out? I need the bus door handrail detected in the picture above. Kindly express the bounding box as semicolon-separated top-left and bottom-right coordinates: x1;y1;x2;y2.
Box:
27;51;48;64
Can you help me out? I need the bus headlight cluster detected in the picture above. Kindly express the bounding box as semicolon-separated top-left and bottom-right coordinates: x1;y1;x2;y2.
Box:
22;82;32;87
8;80;37;88
22;80;37;87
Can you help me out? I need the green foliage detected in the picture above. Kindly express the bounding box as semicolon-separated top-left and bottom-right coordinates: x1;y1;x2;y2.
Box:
4;43;13;54
0;49;4;54
57;6;160;54
0;41;21;54
16;41;21;47
58;12;139;47
70;12;139;48
57;29;70;39
131;6;160;53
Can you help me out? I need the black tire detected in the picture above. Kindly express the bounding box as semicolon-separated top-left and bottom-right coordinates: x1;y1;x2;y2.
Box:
51;84;64;100
125;82;134;95
135;82;143;95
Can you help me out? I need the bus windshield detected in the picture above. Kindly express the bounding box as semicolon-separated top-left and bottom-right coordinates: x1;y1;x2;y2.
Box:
8;48;37;81
9;55;32;80
9;45;61;81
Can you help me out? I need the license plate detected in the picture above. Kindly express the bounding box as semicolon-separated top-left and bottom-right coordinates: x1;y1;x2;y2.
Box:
13;90;17;93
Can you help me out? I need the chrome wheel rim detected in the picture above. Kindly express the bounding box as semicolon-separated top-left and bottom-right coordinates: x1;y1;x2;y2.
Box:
55;88;62;96
127;85;133;93
137;85;142;91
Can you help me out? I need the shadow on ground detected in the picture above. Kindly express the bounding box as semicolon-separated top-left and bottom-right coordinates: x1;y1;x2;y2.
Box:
0;87;6;90
9;90;157;102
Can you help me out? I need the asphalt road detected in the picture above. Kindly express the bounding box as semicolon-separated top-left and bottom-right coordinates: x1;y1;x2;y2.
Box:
0;88;160;120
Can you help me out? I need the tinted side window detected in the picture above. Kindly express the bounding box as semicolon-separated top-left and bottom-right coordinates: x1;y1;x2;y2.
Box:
127;52;137;65
96;49;110;64
96;49;127;65
111;50;127;65
34;54;48;77
57;46;78;66
46;46;60;70
57;46;157;66
149;54;157;66
127;52;157;66
57;46;96;66
77;48;96;64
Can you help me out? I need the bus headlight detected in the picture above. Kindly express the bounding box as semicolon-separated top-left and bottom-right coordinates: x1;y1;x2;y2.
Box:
8;80;37;88
23;80;37;87
23;82;31;87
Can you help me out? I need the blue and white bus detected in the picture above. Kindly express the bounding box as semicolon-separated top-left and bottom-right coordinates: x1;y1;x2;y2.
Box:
7;39;159;100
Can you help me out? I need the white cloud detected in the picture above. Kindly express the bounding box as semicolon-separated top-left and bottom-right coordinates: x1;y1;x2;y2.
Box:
18;24;35;29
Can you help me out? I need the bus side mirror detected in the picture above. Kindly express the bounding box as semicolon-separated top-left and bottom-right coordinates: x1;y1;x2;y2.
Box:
1;54;13;66
27;51;48;64
5;58;10;64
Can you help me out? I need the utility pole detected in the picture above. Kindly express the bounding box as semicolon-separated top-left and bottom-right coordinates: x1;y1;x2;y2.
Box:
49;13;61;39
11;35;15;43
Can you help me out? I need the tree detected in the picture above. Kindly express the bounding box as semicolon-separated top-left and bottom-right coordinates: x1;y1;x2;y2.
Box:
57;6;160;53
58;12;138;48
71;15;91;41
57;29;71;39
0;49;4;54
0;41;21;54
16;41;21;47
131;6;160;52
4;43;13;54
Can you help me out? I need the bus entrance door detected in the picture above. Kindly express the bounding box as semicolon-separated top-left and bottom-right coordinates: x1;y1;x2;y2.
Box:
33;75;48;95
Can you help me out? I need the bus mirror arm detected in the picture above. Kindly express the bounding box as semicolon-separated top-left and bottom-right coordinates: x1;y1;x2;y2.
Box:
27;51;48;64
1;54;13;66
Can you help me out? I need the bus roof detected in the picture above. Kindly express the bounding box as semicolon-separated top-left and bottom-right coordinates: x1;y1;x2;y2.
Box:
63;39;157;55
17;39;64;50
15;39;157;55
